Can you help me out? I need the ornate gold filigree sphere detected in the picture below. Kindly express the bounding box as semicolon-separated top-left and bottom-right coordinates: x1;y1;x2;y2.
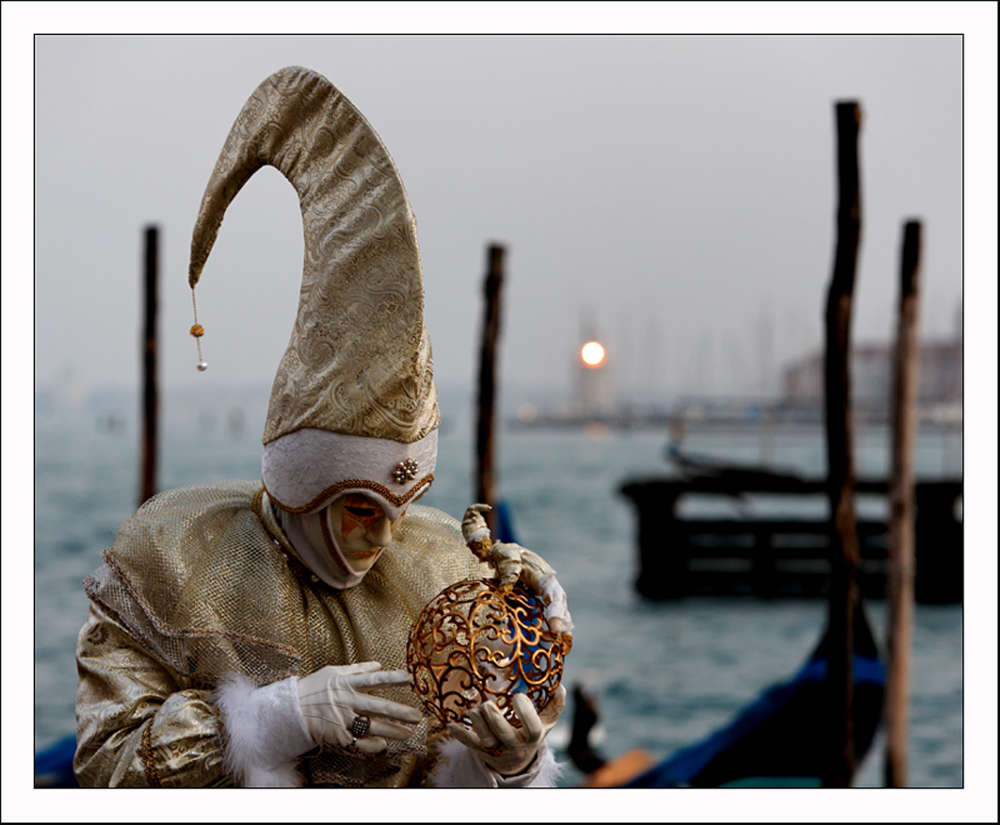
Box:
406;578;566;728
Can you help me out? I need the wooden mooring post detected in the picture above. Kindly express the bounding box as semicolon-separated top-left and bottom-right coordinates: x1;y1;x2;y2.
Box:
139;224;160;507
884;220;922;787
475;243;505;535
822;101;863;788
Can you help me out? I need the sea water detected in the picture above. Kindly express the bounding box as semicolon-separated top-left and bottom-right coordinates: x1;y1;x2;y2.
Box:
33;398;963;787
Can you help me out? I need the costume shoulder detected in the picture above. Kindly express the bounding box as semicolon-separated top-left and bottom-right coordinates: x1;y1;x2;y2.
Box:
84;480;302;684
381;504;492;593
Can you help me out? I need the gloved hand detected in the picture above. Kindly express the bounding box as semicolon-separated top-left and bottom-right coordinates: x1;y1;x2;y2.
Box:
461;504;574;652
297;661;422;754
446;685;566;777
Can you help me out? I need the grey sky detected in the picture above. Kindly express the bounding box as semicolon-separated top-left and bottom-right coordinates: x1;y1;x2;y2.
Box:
31;34;965;406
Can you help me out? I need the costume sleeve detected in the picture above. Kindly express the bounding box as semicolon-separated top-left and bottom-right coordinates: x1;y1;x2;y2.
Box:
74;602;230;787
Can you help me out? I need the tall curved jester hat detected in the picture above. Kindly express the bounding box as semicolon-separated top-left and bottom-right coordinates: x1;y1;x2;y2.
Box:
188;66;439;521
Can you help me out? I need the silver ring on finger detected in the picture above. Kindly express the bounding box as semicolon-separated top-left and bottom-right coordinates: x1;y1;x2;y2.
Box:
351;714;371;739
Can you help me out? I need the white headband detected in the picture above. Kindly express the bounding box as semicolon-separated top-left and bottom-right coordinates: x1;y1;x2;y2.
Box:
262;427;438;522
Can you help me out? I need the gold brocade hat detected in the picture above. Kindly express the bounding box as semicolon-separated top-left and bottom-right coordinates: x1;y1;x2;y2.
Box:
188;66;439;519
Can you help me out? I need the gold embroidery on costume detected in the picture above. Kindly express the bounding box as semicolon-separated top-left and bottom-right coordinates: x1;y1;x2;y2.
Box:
251;486;266;519
140;722;163;787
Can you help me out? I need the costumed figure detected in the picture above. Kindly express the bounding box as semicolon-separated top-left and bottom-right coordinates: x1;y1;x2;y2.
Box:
74;66;566;788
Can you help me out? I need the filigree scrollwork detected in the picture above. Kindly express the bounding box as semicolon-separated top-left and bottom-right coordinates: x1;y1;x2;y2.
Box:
406;579;564;728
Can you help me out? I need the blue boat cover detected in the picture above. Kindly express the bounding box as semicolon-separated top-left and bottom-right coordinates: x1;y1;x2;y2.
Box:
623;652;884;787
34;733;78;788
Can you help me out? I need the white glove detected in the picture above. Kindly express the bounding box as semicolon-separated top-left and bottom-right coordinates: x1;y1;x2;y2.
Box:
447;685;566;777
297;661;421;754
460;505;574;651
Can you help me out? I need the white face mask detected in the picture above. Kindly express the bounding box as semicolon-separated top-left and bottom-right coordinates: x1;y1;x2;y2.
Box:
277;493;405;589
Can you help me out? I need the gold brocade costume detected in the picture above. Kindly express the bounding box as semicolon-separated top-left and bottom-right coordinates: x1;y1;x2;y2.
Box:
75;480;489;787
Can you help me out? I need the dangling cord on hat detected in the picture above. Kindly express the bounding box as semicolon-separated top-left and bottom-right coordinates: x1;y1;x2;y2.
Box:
191;288;208;371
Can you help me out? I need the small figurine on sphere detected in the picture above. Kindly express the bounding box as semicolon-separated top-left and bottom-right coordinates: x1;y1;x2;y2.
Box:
73;66;568;788
461;503;574;650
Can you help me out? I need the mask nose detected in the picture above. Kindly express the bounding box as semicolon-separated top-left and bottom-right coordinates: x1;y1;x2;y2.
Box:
369;516;393;547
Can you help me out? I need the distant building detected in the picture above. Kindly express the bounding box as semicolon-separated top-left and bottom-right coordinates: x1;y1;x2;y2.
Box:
783;338;962;421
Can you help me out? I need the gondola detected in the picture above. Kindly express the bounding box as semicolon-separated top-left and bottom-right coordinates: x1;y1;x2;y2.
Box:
569;595;885;788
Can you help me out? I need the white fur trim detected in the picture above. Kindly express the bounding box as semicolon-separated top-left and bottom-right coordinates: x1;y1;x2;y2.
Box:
263;428;438;520
428;737;498;787
428;738;563;788
466;527;491;544
212;674;313;787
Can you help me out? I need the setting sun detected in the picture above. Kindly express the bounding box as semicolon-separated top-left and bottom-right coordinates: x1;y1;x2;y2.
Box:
581;341;606;368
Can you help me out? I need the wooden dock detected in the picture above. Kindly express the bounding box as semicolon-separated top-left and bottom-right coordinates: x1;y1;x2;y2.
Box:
619;475;962;603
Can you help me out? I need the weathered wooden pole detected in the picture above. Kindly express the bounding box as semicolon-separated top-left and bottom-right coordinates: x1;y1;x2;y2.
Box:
139;224;160;506
884;220;922;787
822;101;863;788
475;243;505;535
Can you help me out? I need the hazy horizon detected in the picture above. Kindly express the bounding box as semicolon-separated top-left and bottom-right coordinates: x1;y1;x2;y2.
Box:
31;34;966;410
